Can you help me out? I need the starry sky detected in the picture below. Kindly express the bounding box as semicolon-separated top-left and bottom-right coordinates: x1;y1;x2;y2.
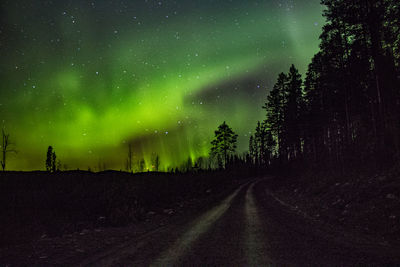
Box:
0;0;324;171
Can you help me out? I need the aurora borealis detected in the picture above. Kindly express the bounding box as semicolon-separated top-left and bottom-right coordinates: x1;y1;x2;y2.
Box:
0;0;324;171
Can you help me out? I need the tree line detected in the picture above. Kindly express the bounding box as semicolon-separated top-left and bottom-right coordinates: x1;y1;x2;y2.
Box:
249;0;400;173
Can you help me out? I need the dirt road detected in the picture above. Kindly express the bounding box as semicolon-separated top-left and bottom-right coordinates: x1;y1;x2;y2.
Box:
78;178;399;266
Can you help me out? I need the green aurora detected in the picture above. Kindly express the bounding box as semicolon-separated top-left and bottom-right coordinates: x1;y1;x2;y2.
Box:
0;0;325;171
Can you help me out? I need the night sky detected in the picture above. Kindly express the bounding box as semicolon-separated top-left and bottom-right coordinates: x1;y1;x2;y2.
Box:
0;0;324;171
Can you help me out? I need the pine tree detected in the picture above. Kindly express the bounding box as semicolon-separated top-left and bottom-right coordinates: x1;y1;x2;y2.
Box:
210;121;238;169
151;153;160;171
253;121;276;166
284;64;304;159
264;73;287;159
45;146;57;172
46;146;53;172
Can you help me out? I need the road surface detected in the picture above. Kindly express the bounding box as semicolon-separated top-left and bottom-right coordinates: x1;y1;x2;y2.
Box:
79;178;399;266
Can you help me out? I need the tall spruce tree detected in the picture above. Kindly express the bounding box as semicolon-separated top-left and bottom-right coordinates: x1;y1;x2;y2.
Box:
46;146;56;172
284;65;304;159
264;72;287;159
210;121;238;169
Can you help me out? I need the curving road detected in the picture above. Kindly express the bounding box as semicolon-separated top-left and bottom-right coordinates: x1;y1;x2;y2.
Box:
80;178;399;266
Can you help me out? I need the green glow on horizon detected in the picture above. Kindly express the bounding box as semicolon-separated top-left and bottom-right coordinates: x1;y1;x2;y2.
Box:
0;0;325;171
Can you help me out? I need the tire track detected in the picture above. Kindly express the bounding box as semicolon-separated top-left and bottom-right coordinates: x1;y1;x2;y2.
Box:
151;181;251;266
244;181;272;266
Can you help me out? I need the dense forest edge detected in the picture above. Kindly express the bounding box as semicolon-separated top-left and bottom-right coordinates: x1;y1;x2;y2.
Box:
249;0;400;247
251;0;400;174
1;0;400;250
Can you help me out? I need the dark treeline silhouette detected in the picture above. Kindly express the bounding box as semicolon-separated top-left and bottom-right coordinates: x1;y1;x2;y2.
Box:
249;0;400;174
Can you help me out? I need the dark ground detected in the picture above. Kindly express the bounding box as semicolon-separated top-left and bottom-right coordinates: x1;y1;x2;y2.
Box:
0;170;239;248
269;166;400;249
1;170;400;265
76;178;400;266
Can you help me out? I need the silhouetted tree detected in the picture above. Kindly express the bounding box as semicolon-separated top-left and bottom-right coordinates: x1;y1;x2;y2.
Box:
46;146;53;172
155;155;160;171
1;129;16;171
126;143;133;172
46;146;57;172
210;121;238;169
151;153;160;171
262;65;304;162
186;157;193;172
264;73;287;159
284;64;304;159
138;158;145;172
195;156;205;170
249;121;276;167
